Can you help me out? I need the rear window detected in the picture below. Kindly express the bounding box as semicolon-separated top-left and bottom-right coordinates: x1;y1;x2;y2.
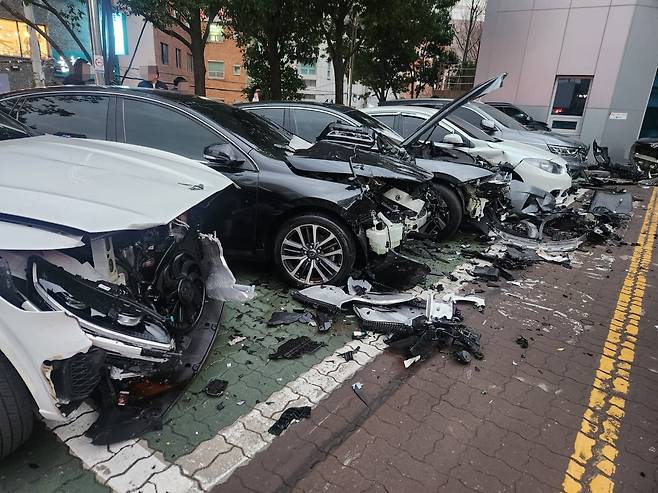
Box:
0;111;32;141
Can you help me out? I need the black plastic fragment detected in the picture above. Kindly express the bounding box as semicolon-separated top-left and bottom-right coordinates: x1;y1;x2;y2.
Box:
515;336;529;349
268;406;312;436
269;336;325;359
315;310;333;332
472;266;500;281
204;379;228;397
366;251;430;290
339;346;360;362
454;350;472;365
267;310;314;327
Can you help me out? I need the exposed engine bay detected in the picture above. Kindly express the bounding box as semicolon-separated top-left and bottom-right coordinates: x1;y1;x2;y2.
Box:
0;215;254;444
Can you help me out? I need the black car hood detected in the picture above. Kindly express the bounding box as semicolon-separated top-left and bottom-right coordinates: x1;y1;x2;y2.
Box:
288;141;434;183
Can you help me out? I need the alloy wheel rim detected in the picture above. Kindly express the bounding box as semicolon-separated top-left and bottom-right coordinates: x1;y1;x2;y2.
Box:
280;224;344;285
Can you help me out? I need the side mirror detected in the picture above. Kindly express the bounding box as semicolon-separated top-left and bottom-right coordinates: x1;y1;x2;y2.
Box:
442;133;464;146
203;143;244;166
481;119;497;132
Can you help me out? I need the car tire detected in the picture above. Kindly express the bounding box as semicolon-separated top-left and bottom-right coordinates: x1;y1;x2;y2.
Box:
421;183;463;241
0;351;34;460
274;213;356;288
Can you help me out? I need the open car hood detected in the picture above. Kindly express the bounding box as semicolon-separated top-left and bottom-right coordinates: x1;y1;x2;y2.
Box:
287;141;434;183
402;73;508;147
0;135;233;234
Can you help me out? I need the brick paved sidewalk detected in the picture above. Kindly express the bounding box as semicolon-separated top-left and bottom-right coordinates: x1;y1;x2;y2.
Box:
218;187;658;493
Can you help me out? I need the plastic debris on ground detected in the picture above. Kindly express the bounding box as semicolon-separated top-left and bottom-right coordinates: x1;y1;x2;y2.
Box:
515;336;529;349
339;346;360;362
351;382;368;406
268;336;325;359
203;379;228;397
267;310;315;326
268;406;312;436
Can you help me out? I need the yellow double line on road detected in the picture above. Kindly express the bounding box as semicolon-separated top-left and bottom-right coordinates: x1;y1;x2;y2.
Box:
562;188;658;493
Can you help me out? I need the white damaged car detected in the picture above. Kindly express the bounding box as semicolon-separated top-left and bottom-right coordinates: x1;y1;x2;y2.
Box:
0;114;253;456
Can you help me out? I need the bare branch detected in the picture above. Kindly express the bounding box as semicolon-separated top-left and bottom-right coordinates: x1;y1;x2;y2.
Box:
32;0;92;61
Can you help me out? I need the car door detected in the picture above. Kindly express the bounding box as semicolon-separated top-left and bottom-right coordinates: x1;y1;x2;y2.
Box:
15;93;114;140
289;108;345;142
117;97;259;256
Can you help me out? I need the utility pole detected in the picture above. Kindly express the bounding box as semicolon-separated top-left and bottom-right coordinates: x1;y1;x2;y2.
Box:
23;2;45;87
87;0;105;84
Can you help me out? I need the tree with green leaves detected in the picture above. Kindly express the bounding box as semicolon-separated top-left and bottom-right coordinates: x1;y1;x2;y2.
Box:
317;0;364;105
353;0;456;102
118;0;222;95
220;0;322;100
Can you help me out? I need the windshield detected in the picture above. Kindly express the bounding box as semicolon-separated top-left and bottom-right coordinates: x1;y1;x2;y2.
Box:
472;102;527;130
180;99;292;155
446;115;497;142
0;111;33;141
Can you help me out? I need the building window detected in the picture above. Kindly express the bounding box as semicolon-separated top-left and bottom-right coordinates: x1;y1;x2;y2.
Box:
160;42;169;65
233;64;241;76
175;48;181;68
208;23;224;43
304;79;316;88
0;18;49;58
208;60;225;79
548;76;593;133
299;63;316;76
187;53;193;72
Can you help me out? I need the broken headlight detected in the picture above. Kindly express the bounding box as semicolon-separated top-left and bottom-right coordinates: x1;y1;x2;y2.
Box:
546;144;581;158
521;158;563;174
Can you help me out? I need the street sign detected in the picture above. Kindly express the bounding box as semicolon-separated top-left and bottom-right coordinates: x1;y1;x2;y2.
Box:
93;55;105;72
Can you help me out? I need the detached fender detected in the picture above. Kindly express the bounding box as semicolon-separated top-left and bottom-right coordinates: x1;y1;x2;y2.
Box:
415;158;493;185
0;296;91;421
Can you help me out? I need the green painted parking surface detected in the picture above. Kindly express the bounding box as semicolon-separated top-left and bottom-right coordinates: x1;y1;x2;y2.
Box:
0;235;479;490
0;422;109;493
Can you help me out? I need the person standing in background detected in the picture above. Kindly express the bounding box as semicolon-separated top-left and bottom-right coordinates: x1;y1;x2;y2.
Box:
138;66;168;89
63;59;91;85
171;76;188;93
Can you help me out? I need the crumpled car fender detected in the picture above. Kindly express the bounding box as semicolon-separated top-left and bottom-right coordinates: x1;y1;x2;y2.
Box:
415;158;493;185
0;295;91;421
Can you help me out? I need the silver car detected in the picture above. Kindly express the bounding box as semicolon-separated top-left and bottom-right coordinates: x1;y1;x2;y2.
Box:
380;98;589;169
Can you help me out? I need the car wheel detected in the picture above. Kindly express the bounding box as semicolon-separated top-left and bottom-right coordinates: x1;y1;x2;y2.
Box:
274;213;356;288
0;351;34;460
420;183;463;241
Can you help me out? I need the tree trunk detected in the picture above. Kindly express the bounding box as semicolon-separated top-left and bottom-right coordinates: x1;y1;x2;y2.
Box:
266;40;281;100
189;14;206;96
333;57;344;105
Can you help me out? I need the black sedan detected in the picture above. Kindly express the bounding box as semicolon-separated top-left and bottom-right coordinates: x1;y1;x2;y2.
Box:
0;87;435;287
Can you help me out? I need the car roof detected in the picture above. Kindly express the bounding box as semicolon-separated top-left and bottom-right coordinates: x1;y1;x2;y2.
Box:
237;100;358;115
487;102;516;107
365;105;438;117
0;84;219;107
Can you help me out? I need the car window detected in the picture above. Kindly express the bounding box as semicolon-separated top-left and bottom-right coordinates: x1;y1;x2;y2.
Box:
373;114;396;130
17;95;109;139
0;111;31;140
292;108;342;142
401;115;426;138
428;124;450;142
446;115;496;142
473;102;527;130
453;107;484;128
249;107;285;127
122;99;227;160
